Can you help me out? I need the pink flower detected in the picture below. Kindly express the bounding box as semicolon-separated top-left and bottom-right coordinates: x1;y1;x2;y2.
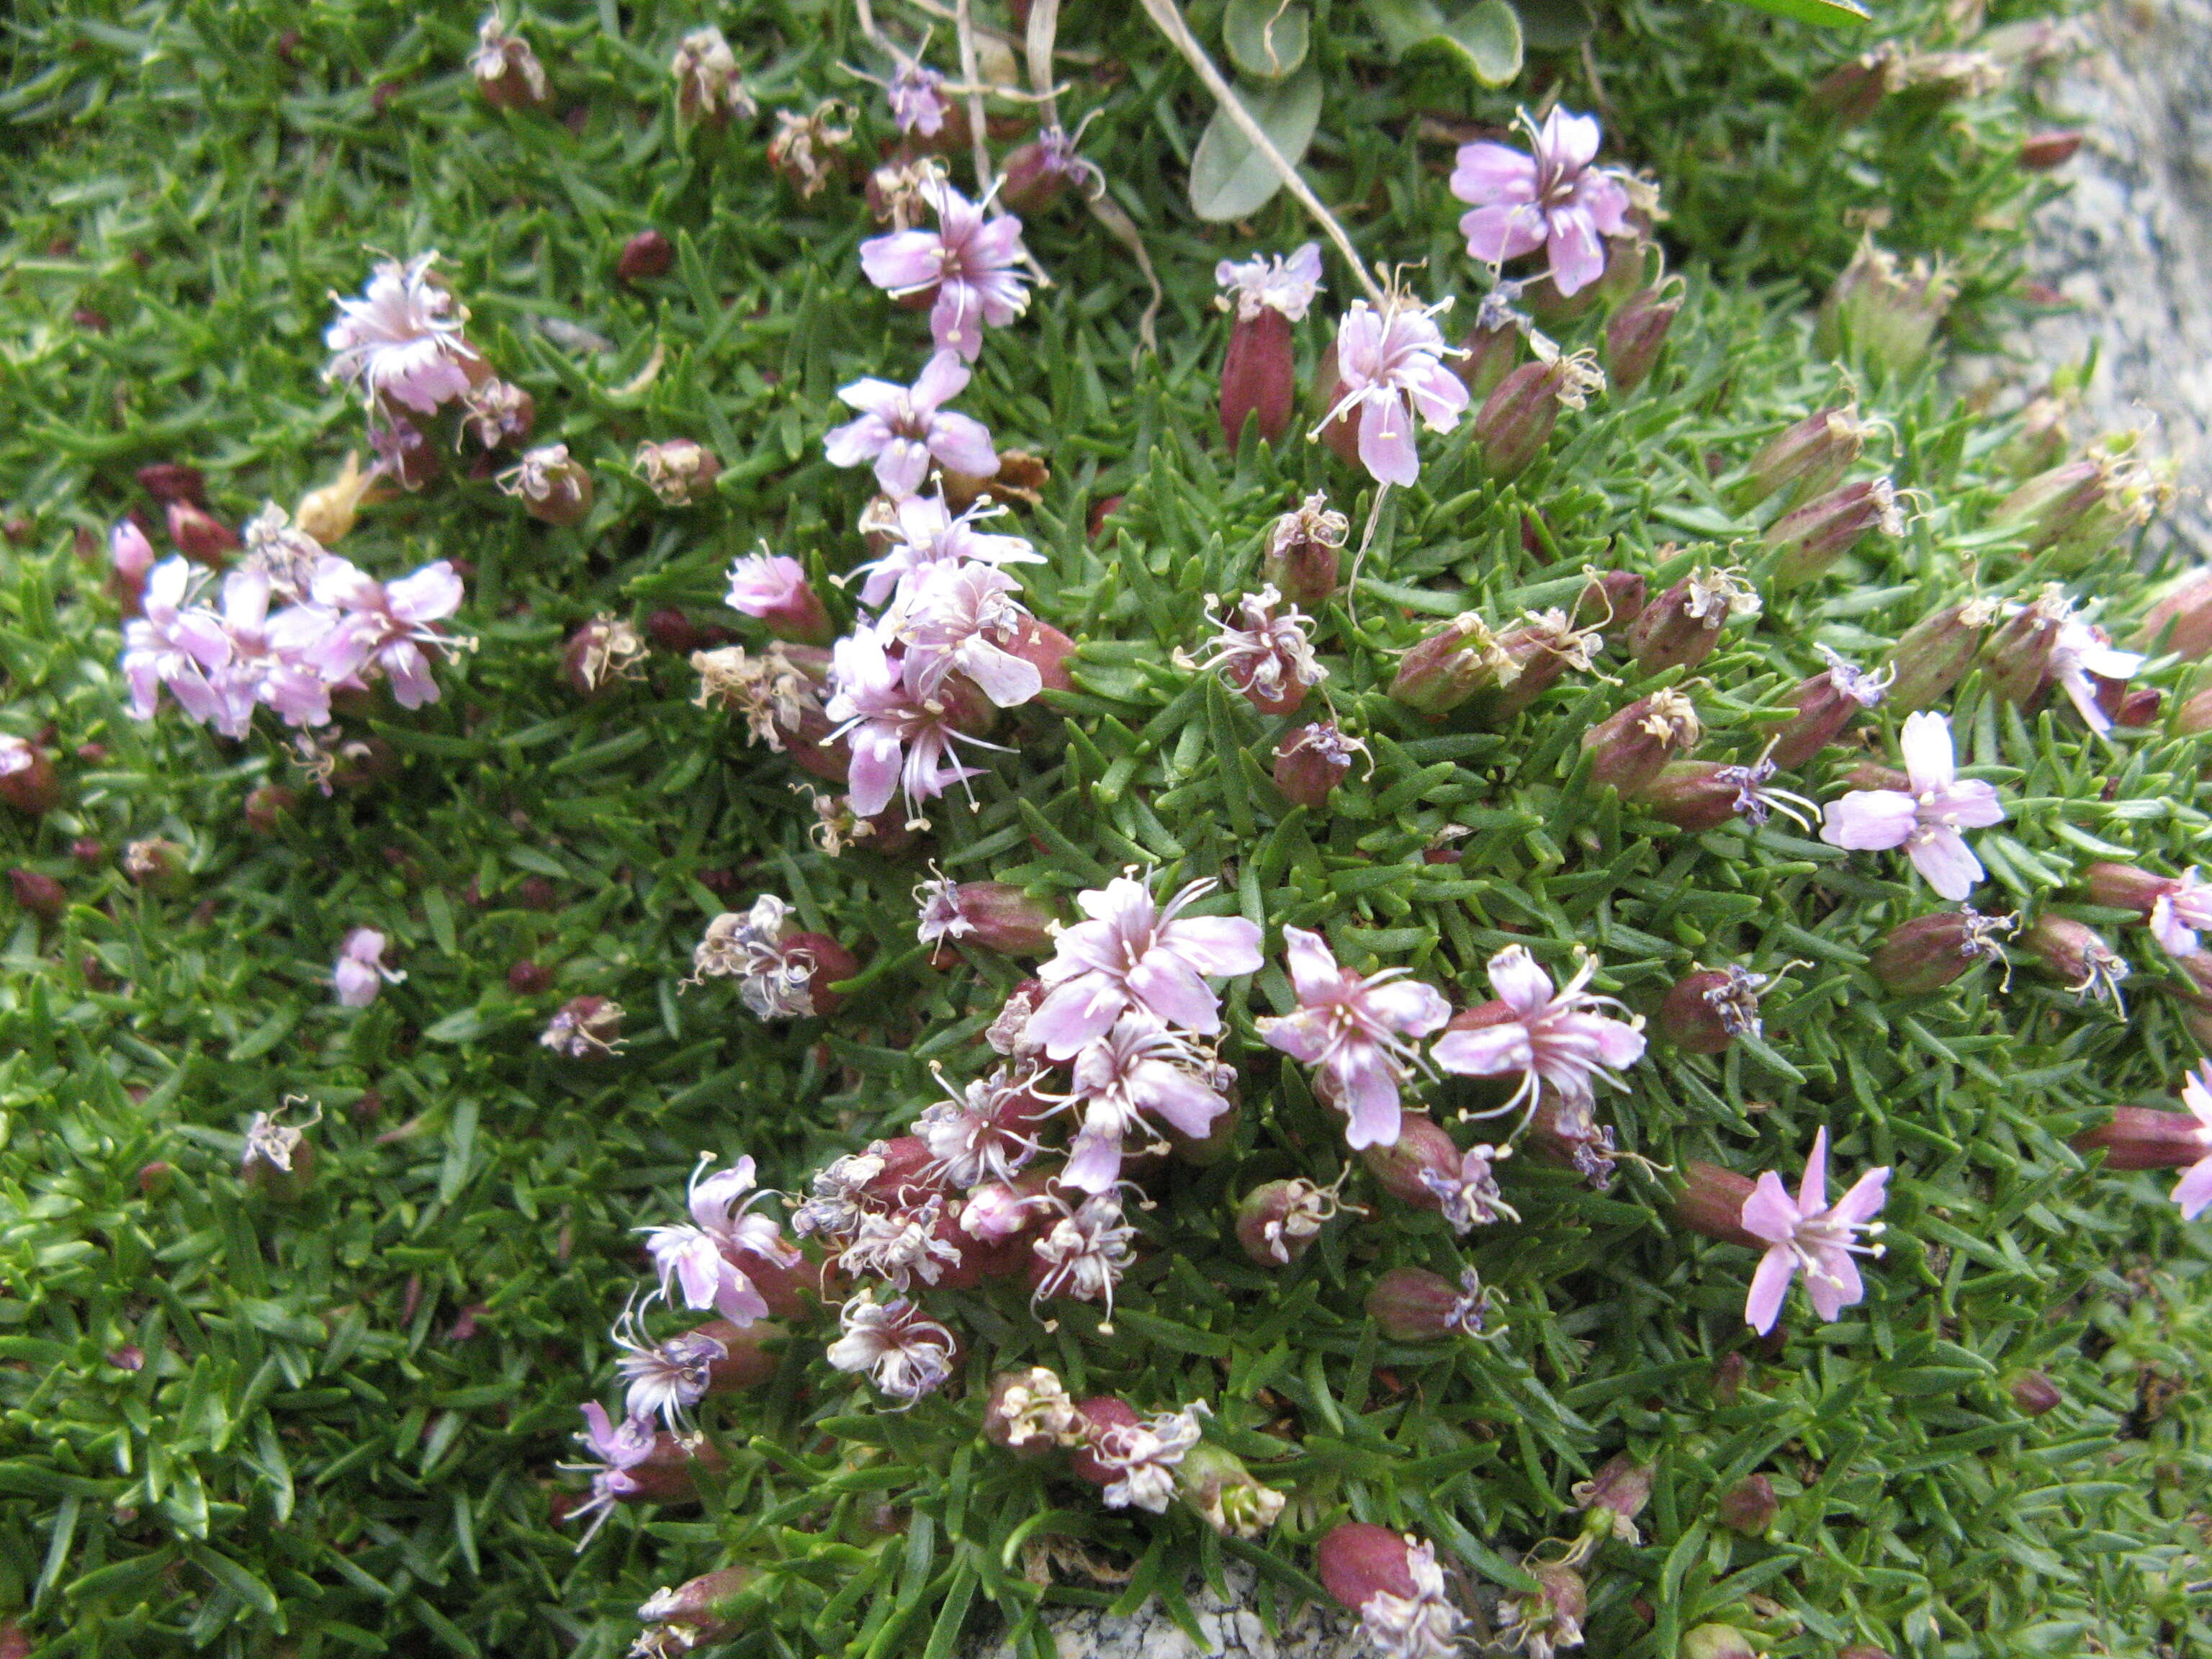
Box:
1183;586;1326;715
1255;927;1451;1150
2049;613;2143;735
1419;1142;1519;1231
1741;1128;1890;1334
202;569;336;736
612;1307;726;1429
1087;1403;1208;1513
2151;869;2212;958
323;253;485;415
1450;107;1632;298
1318;297;1470;487
639;1156;802;1326
2170;1066;2212;1220
915;1067;1040;1187
333;927;403;1007
825;1292;958;1403
306;557;467;709
1429;945;1646;1118
884;562;1040;708
1215;243;1323;323
850;493;1043;611
959;1179;1035;1243
822;623;998;819
1058;1013;1234;1191
121;557;228;727
885;52;951;138
824;351;999;498
1819;710;2005;902
1030;1189;1138;1323
1030;873;1264;1058
563;1401;657;1542
859;180;1031;361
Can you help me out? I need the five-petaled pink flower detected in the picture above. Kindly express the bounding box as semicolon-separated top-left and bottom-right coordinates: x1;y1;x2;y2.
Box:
1318;297;1470;487
1256;926;1451;1150
1450;107;1631;299
1819;710;2005;902
823;623;999;819
333;927;403;1007
306;557;467;709
1029;873;1265;1058
886;52;951;138
823;351;999;498
323;252;486;415
1741;1128;1890;1334
859;180;1031;361
884;562;1040;709
639;1155;802;1326
1215;243;1323;323
2167;1066;2212;1220
1059;1012;1235;1191
849;493;1044;611
1430;945;1646;1118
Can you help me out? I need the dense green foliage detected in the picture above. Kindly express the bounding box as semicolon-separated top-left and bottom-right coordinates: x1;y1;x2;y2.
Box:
3;3;2210;1658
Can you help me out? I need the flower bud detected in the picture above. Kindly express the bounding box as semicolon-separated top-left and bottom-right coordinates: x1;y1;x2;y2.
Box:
2082;862;2172;917
616;229;674;285
1583;688;1702;798
999;133;1081;215
1235;1177;1341;1266
135;462;206;506
635;439;722;506
2109;685;2162;728
725;555;832;646
2135;568;2212;661
2018;129;2082;171
10;868;63;921
500;444;593;527
1681;1625;1763;1659
1357;1112;1460;1210
0;745;60;817
670;27;752;127
1311;343;1361;471
2008;1370;2062;1416
563;616;647;696
1365;1265;1496;1340
166;499;238;565
1765;478;1904;589
109;520;156;613
1220;306;1295;449
1714;1473;1778;1534
459;380;534;452
1815;240;1956;376
122;837;190;896
1390;613;1516;719
1869;906;2016;995
1316;1523;1424;1613
922;881;1058;956
1473;355;1603;482
1881;599;1997;714
243;784;297;835
2020;914;2127;1004
1660;966;1774;1052
240;1110;317;1202
2178;685;2212;737
1671;1161;1762;1249
1769;658;1887;770
1479;612;1605;724
1605;287;1680;395
1637;763;1750;833
1457;315;1524;403
1177;1442;1287;1538
1807;45;1903;122
1006;615;1076;695
508;959;554;995
633;1566;757;1657
1274;722;1363;812
1994;444;2168;567
138;1160;174;1197
2072;1105;2211;1171
1737;405;1873;510
1262;493;1347;607
1573;1455;1654;1545
1629;569;1759;675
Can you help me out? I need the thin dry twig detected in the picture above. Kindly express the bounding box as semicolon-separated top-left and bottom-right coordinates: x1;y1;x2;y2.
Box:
1136;0;1384;307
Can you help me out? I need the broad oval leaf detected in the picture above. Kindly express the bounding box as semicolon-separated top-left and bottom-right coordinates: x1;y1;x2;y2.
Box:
1423;0;1524;86
1510;0;1597;50
1188;68;1325;223
1224;0;1313;81
1362;0;1449;58
1727;0;1871;24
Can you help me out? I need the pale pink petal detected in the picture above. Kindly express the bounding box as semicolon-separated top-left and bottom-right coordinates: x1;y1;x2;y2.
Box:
1575;172;1631;238
927;412;999;477
1899;710;1957;793
1541;107;1603;174
1431;1023;1534;1078
1449;143;1539;204
1125;952;1220;1032
1365;979;1453;1036
911;350;970;409
1280;925;1341;1000
1358;395;1420;487
1907;830;1983;902
1030;977;1125;1058
1164;915;1265;976
1829;1165;1891;1228
1745;1246;1797;1334
876;437;932;498
1133;1064;1232;1138
1803;1249;1861;1323
1486;946;1555;1015
1938;780;2007;830
1257;1007;1335;1065
860;230;944;293
1403;359;1473;432
1591;1017;1647;1071
824;412;891;468
1545;208;1607;298
1796;1128;1830;1215
1460;203;1548;265
1820;791;1918;851
1739;1172;1802;1244
2173;1156;2212;1220
835;376;909;419
1339;1063;1404;1150
387;562;464;624
846;725;904;818
1061;1133;1123;1193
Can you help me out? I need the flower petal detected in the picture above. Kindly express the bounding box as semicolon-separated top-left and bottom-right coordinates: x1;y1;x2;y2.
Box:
1907;829;1983;902
1820;789;1918;851
1744;1246;1797;1335
1899;709;1956;792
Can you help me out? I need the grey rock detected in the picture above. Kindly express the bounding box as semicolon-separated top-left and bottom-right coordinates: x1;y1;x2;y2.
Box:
970;1563;1369;1659
2000;0;2212;557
